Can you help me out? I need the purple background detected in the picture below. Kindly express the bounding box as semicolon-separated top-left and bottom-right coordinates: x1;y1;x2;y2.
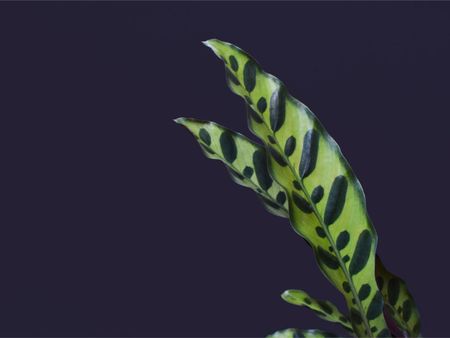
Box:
1;2;449;337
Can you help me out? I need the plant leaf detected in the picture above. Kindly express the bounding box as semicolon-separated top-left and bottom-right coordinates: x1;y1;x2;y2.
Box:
282;289;353;332
175;117;288;217
204;39;389;337
376;256;421;337
267;328;342;338
177;116;401;338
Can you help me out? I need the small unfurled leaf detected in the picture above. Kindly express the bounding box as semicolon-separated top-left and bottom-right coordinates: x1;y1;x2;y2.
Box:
204;38;388;337
376;256;421;337
267;328;341;338
175;117;288;217
281;289;352;332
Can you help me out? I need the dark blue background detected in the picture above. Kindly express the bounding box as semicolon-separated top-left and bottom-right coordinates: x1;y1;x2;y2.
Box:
1;2;449;336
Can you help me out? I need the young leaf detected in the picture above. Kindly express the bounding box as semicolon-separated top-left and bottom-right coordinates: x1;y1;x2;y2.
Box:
175;117;288;217
204;39;389;337
376;256;421;337
267;328;342;338
281;289;353;332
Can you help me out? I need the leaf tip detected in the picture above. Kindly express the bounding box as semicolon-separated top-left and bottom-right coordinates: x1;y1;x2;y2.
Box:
202;39;224;57
281;290;299;305
281;290;290;299
201;39;212;47
202;38;218;48
173;117;186;125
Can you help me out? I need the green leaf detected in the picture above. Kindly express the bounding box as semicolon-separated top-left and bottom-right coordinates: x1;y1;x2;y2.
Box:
376;256;421;337
281;290;353;332
267;328;342;338
177;117;398;338
177;117;417;338
175;117;288;217
204;39;388;337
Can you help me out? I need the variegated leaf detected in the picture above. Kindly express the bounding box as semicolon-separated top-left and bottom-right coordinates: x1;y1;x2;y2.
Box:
282;289;352;332
204;39;389;337
376;256;421;337
175;117;289;217
267;328;342;338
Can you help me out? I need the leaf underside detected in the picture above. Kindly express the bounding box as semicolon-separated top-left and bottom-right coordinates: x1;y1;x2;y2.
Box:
203;39;389;337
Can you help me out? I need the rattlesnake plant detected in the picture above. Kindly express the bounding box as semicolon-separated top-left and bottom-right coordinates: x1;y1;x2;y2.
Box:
176;39;420;338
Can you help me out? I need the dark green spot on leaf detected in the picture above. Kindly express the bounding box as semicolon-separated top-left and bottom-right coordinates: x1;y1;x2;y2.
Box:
402;299;412;322
358;284;371;301
229;55;238;71
261;196;280;210
350;308;363;325
349;230;372;276
292;191;313;213
225;68;240;86
269;86;286;132
336;231;350;250
311;185;324;203
317;300;333;315
243;166;254;178
339;316;348;323
299;129;319;179
247;105;263;124
268;135;276;144
199;128;211;146
388;278;400;306
367;291;384;320
324;175;348;226
257;97;267;113
293;180;302;190
317;246;339;270
315;227;326;238
276;191;286;205
220;131;237;163
269;146;288;167
253;149;272;191
342;281;351;293
243;60;257;92
284;136;296;157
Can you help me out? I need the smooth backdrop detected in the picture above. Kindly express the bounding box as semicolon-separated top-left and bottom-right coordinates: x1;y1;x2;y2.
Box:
1;2;449;336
